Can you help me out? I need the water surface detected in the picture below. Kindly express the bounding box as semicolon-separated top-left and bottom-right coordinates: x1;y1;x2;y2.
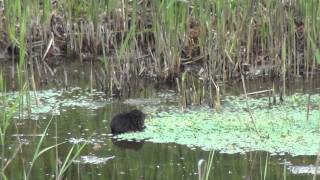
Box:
1;61;319;180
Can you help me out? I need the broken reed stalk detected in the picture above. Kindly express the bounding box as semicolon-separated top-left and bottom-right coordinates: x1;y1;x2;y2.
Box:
211;78;220;110
63;65;68;89
281;37;286;97
241;74;262;137
30;58;39;106
90;60;93;92
181;71;188;107
306;93;311;121
197;159;206;180
246;89;273;96
176;77;180;93
268;90;272;108
272;82;276;105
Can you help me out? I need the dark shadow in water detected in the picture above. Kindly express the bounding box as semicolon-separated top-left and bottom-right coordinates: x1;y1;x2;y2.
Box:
111;138;144;151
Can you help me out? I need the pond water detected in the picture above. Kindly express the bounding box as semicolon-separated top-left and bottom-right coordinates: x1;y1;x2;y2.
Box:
1;61;319;180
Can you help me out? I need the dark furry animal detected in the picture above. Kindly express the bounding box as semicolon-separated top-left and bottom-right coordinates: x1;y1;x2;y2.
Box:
7;44;20;62
7;44;19;57
110;109;145;134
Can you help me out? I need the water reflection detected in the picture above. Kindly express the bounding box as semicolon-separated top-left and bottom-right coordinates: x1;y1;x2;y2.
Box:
112;139;144;151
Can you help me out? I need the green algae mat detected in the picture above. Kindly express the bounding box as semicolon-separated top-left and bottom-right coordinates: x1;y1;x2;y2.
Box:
119;93;320;156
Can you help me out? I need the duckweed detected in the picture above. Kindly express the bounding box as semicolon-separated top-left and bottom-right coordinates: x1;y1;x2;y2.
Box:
119;93;320;156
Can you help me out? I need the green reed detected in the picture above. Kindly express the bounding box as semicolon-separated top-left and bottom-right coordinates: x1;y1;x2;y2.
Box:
3;0;319;77
0;70;13;145
2;0;319;105
1;1;89;179
263;153;269;180
197;151;215;180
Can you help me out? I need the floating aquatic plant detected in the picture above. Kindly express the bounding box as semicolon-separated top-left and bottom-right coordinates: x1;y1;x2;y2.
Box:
119;93;320;156
0;88;111;120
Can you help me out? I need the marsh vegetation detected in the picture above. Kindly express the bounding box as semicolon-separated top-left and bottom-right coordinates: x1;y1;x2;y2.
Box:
0;0;320;179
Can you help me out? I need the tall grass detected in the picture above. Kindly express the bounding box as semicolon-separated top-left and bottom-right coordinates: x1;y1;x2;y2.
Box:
25;114;88;180
1;1;89;179
2;0;319;106
0;80;23;145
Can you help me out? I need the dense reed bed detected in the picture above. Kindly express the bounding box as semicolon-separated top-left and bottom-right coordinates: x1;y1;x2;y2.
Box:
0;0;319;102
